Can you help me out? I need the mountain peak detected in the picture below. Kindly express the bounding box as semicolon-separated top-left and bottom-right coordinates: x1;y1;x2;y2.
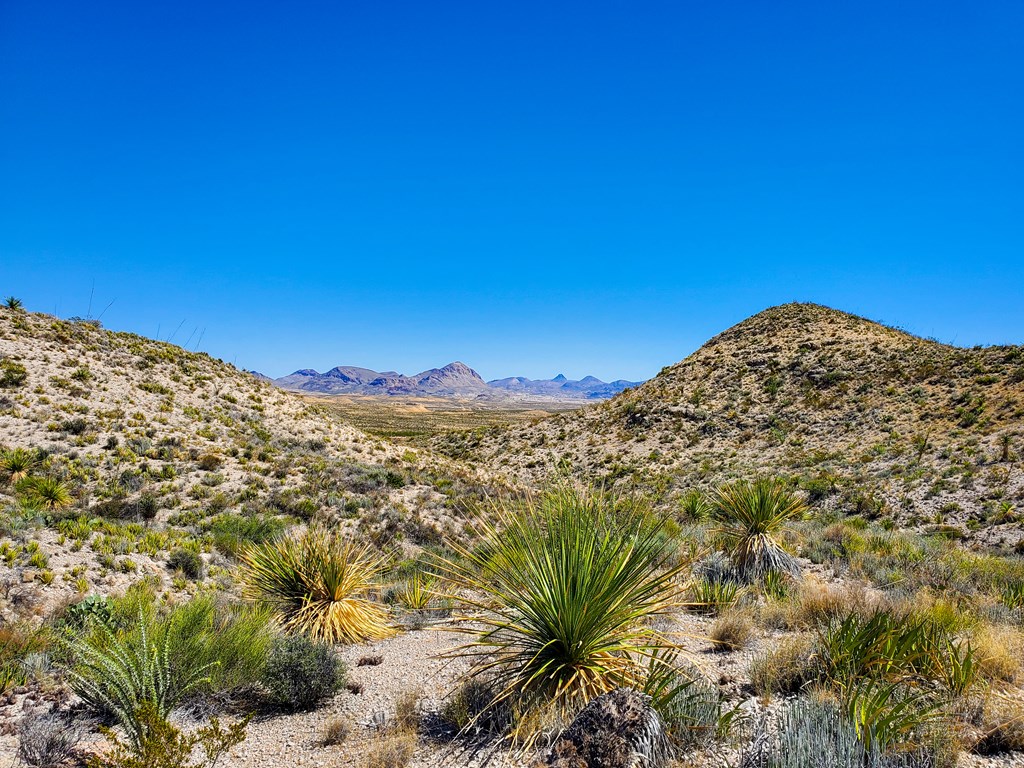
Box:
552;373;567;382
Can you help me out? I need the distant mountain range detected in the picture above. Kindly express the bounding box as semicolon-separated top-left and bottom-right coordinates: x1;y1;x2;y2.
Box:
266;362;642;400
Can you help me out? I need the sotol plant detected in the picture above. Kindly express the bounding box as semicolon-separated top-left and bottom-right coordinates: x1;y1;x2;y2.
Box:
16;475;72;511
0;448;38;485
711;478;806;581
437;487;684;730
241;527;392;644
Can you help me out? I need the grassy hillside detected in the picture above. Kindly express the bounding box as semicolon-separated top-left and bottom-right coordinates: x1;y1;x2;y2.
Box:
437;303;1024;546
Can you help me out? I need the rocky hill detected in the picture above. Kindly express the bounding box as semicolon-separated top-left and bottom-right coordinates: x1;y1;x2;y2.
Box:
436;303;1024;546
274;362;639;400
0;308;488;607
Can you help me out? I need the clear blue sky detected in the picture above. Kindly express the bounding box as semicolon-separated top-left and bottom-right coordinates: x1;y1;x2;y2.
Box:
2;2;1022;382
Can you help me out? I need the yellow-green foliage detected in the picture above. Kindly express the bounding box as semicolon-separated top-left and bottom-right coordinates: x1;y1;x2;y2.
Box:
241;527;393;644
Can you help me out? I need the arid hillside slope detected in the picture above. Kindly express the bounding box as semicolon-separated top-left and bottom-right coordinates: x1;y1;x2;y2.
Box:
0;309;486;607
437;303;1024;545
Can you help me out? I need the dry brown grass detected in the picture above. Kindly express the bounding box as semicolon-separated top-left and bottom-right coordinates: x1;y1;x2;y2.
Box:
749;633;816;697
972;624;1023;685
360;728;416;768
971;694;1024;755
319;716;350;746
767;577;881;630
708;610;755;652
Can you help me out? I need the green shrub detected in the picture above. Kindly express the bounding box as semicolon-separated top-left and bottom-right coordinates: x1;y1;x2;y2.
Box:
262;635;345;710
204;513;286;557
158;596;274;696
0;359;28;388
87;701;248;768
166;548;204;580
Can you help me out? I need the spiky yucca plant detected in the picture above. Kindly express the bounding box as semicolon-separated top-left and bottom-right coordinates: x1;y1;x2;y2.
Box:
438;488;684;729
0;448;38;485
240;527;392;644
2;297;23;310
16;475;72;511
711;478;805;581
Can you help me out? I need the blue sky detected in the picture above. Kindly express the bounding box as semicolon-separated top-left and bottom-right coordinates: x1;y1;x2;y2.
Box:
2;2;1022;382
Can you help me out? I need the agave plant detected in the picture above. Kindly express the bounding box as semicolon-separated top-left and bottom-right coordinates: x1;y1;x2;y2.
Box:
16;475;71;511
437;487;684;729
240;527;392;643
0;448;38;485
711;478;806;581
2;297;23;311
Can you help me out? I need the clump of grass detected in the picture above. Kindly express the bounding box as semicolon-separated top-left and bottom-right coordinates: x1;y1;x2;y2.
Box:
709;610;755;652
437;487;683;730
319;716;349;746
711;478;805;581
360;728;415;768
687;578;742;616
241;527;392;644
750;634;817;696
971;694;1024;754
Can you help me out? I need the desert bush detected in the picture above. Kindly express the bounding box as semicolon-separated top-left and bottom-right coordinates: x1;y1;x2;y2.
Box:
0;358;28;388
709;611;755;652
241;527;392;643
205;513;286;557
261;634;345;710
711;478;805;581
158;595;275;697
87;701;248;768
750;634;817;696
166;548;204;579
0;623;51;693
18;711;83;768
436;487;683;727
